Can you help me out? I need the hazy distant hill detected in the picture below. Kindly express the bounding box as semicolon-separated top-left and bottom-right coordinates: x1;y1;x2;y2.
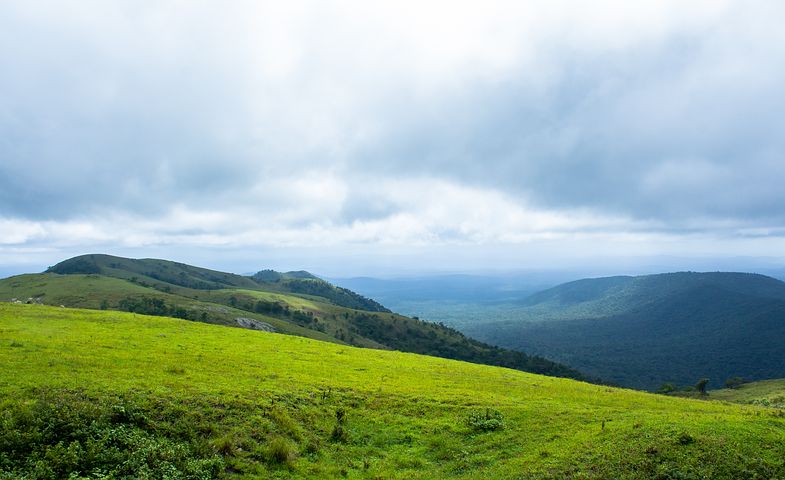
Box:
462;272;785;390
0;254;585;381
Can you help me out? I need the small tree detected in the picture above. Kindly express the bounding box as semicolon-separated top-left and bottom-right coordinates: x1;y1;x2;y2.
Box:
725;376;746;389
656;383;676;394
695;378;709;395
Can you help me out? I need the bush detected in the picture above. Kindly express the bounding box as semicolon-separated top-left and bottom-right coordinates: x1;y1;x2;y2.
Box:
265;436;296;466
725;377;746;389
694;378;709;395
0;389;223;479
676;432;695;445
466;408;505;432
657;383;677;394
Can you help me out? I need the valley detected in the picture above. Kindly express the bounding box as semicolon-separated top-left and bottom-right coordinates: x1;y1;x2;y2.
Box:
340;272;785;391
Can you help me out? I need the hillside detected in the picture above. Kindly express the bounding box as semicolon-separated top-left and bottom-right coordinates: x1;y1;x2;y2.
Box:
47;254;386;312
461;272;785;390
0;254;584;381
705;378;785;408
2;303;785;478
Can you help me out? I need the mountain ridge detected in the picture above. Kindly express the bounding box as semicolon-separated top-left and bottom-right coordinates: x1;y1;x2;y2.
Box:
3;253;587;382
463;271;785;390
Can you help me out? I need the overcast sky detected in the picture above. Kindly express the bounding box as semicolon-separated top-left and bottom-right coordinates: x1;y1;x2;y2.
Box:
2;0;785;276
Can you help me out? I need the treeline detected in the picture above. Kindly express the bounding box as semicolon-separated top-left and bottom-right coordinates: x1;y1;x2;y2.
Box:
228;297;325;332
344;313;587;381
115;296;208;323
657;376;749;395
279;279;390;313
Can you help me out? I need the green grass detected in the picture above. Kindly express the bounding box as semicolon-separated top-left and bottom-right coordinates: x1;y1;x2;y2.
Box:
707;379;785;408
2;303;785;479
0;273;340;344
0;270;586;380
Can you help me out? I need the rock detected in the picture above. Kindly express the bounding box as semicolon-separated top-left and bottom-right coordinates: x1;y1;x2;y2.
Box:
236;317;276;332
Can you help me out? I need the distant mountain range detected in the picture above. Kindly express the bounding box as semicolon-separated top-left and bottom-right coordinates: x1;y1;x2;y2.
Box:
0;253;585;381
460;272;785;390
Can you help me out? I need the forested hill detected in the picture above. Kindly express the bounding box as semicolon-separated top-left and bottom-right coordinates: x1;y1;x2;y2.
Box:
463;272;785;390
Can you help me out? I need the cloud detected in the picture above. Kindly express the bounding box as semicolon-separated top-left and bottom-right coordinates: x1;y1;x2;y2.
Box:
1;0;784;272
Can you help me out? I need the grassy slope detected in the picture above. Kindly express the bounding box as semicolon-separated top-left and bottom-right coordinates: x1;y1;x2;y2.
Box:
0;268;586;380
47;253;387;312
706;379;785;407
2;304;785;479
0;273;338;343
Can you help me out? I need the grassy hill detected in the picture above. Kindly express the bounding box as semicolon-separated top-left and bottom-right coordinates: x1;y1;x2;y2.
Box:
702;378;785;408
47;254;387;312
0;254;584;381
461;272;785;390
2;303;785;478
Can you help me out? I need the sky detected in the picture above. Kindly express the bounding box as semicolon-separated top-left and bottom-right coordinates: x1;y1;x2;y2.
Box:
2;0;785;277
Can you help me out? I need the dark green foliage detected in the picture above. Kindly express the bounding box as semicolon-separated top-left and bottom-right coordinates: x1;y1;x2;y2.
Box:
725;377;746;389
0;389;223;479
47;253;259;290
466;409;505;432
252;269;317;282
657;383;677;394
279;278;390;312
118;296;190;320
675;432;695;446
254;299;286;315
330;408;349;443
253;269;285;282
46;257;100;275
695;378;709;395
345;312;587;380
465;272;785;390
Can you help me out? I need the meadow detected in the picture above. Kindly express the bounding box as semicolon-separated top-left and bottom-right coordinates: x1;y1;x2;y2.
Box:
2;303;785;478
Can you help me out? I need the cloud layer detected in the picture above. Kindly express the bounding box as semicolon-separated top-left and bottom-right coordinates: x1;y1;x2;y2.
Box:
2;1;785;273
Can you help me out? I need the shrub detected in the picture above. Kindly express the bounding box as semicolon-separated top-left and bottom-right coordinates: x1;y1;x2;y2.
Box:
265;436;295;466
0;389;223;478
694;378;709;395
466;408;505;432
725;377;746;389
676;432;695;445
657;383;677;394
330;407;350;442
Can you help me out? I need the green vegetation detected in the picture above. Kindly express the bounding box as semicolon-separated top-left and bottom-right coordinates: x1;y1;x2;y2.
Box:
701;378;785;409
458;272;785;390
0;254;584;380
2;303;785;478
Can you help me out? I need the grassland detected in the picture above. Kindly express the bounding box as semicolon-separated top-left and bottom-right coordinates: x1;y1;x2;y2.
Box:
0;255;587;380
0;273;338;343
706;379;785;408
2;303;785;479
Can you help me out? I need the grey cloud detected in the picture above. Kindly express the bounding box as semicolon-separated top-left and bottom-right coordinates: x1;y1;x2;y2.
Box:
347;6;785;228
1;0;784;240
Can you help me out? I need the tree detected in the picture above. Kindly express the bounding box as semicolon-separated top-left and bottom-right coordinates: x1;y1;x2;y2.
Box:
725;376;746;389
695;378;709;395
656;383;676;394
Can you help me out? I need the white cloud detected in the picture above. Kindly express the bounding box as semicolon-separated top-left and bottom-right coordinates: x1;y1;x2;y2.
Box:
2;1;785;273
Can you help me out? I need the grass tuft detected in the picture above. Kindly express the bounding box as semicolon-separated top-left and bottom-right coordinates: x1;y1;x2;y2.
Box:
265;436;296;466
